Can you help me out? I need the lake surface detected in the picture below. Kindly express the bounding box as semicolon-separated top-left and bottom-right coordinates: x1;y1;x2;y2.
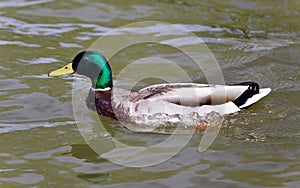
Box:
1;0;300;187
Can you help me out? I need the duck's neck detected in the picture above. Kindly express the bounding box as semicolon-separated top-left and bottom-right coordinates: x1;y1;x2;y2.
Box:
93;63;113;90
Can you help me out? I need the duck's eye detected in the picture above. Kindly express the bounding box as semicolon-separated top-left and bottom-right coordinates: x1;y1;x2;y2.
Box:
65;67;68;69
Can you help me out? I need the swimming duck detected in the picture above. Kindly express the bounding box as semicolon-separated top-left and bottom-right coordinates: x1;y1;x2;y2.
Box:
48;51;271;122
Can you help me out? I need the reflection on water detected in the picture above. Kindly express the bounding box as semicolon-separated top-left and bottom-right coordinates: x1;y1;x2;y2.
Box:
1;0;300;187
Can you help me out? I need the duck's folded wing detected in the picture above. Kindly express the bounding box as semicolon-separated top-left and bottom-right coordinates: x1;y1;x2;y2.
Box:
129;97;241;116
138;82;270;108
128;83;271;117
137;83;251;106
131;83;210;103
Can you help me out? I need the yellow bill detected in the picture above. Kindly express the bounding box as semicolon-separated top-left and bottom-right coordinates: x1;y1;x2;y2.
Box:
48;63;75;76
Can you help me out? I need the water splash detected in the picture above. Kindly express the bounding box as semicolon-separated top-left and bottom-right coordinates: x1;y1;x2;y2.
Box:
125;111;224;134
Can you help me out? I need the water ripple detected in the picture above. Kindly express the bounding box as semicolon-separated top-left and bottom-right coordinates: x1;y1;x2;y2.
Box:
19;57;60;64
0;40;40;47
0;0;52;8
0;16;110;36
0;121;75;134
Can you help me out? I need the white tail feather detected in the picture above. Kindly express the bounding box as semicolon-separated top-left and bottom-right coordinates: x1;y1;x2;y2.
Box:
239;88;271;109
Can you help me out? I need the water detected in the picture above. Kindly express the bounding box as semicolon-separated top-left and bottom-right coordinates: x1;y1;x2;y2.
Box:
1;0;300;187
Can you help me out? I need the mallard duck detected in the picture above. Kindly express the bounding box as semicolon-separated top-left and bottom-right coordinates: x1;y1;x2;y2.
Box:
49;51;271;122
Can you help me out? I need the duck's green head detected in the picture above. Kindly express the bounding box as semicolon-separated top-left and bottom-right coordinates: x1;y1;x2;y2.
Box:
49;51;113;90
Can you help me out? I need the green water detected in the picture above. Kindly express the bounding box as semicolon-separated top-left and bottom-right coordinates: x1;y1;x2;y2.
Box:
1;0;300;187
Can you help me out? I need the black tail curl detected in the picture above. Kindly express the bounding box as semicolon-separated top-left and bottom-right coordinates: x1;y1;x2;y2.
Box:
232;82;260;108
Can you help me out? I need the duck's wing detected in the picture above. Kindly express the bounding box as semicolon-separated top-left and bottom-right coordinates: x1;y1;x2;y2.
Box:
132;82;271;108
130;83;208;103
